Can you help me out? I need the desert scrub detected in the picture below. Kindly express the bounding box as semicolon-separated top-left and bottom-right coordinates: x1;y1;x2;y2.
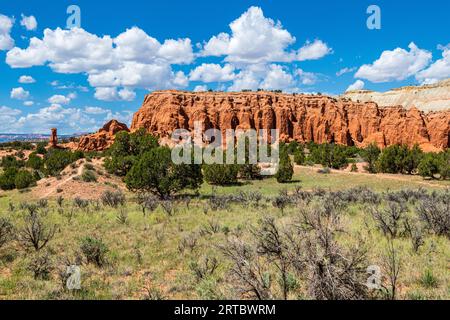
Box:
419;269;439;289
0;217;14;248
80;236;109;267
101;190;126;208
17;213;57;251
27;251;54;280
81;169;97;183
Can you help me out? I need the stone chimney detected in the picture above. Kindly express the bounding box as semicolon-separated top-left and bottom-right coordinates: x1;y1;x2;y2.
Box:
49;128;58;148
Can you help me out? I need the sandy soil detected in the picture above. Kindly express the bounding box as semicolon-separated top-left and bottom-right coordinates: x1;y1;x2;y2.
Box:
31;158;127;200
0;149;34;161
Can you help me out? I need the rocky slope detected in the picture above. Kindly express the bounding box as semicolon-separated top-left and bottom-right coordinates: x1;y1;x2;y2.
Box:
76;120;129;152
344;79;450;112
130;91;450;152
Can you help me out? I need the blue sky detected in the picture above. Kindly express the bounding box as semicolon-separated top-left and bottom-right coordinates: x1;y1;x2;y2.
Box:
0;0;449;134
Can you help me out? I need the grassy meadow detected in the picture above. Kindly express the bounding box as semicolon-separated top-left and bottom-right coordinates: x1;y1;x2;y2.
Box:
0;166;448;300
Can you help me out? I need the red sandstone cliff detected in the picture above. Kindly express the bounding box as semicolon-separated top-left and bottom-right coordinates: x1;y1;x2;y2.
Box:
77;120;129;152
130;91;450;152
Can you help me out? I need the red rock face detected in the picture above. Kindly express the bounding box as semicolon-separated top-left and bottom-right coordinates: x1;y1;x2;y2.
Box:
77;120;130;152
130;91;450;152
49;128;58;148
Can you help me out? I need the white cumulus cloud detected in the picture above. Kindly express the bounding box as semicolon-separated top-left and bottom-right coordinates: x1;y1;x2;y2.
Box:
93;87;137;102
296;69;318;85
0;14;14;50
48;94;75;105
6;27;193;95
202;6;331;64
296;40;332;61
0;106;22;116
346;80;365;92
189;63;236;82
10;87;30;100
193;85;208;92
260;64;295;90
355;42;432;83
13;104;98;134
19;75;36;84
228;64;298;92
94;87;118;101
118;88;136;101
416;44;450;84
20;14;37;31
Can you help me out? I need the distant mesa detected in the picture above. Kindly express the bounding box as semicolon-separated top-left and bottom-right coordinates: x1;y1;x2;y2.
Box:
72;87;450;153
344;78;450;112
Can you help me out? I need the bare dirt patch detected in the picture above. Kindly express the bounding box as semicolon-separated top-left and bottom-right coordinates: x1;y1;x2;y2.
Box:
32;158;127;200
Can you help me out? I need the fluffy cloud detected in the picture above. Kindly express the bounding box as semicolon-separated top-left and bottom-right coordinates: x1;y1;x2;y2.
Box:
0;104;135;134
19;75;36;84
10;87;30;100
296;40;332;61
87;61;188;90
84;106;111;115
346;80;365;92
193;85;208;92
4;7;334;99
7;28;115;71
13;104;98;134
113;27;193;65
202;6;331;64
118;88;136;101
260;64;295;90
23;101;34;106
6;27;192;96
0;106;22;131
0;14;14;50
202;6;294;63
355;42;432;83
228;69;261;92
158;39;194;64
416;44;450;84
20;14;37;31
189;63;235;82
0;106;22;116
94;87;119;101
228;64;298;92
48;93;76;105
93;87;136;102
296;69;318;85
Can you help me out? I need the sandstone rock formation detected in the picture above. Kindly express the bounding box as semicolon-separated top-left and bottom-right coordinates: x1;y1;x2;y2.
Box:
77;120;129;152
131;91;450;152
49;128;58;148
344;78;450;112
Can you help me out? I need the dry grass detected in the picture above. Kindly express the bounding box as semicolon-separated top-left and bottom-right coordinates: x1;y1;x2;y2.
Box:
0;161;448;300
